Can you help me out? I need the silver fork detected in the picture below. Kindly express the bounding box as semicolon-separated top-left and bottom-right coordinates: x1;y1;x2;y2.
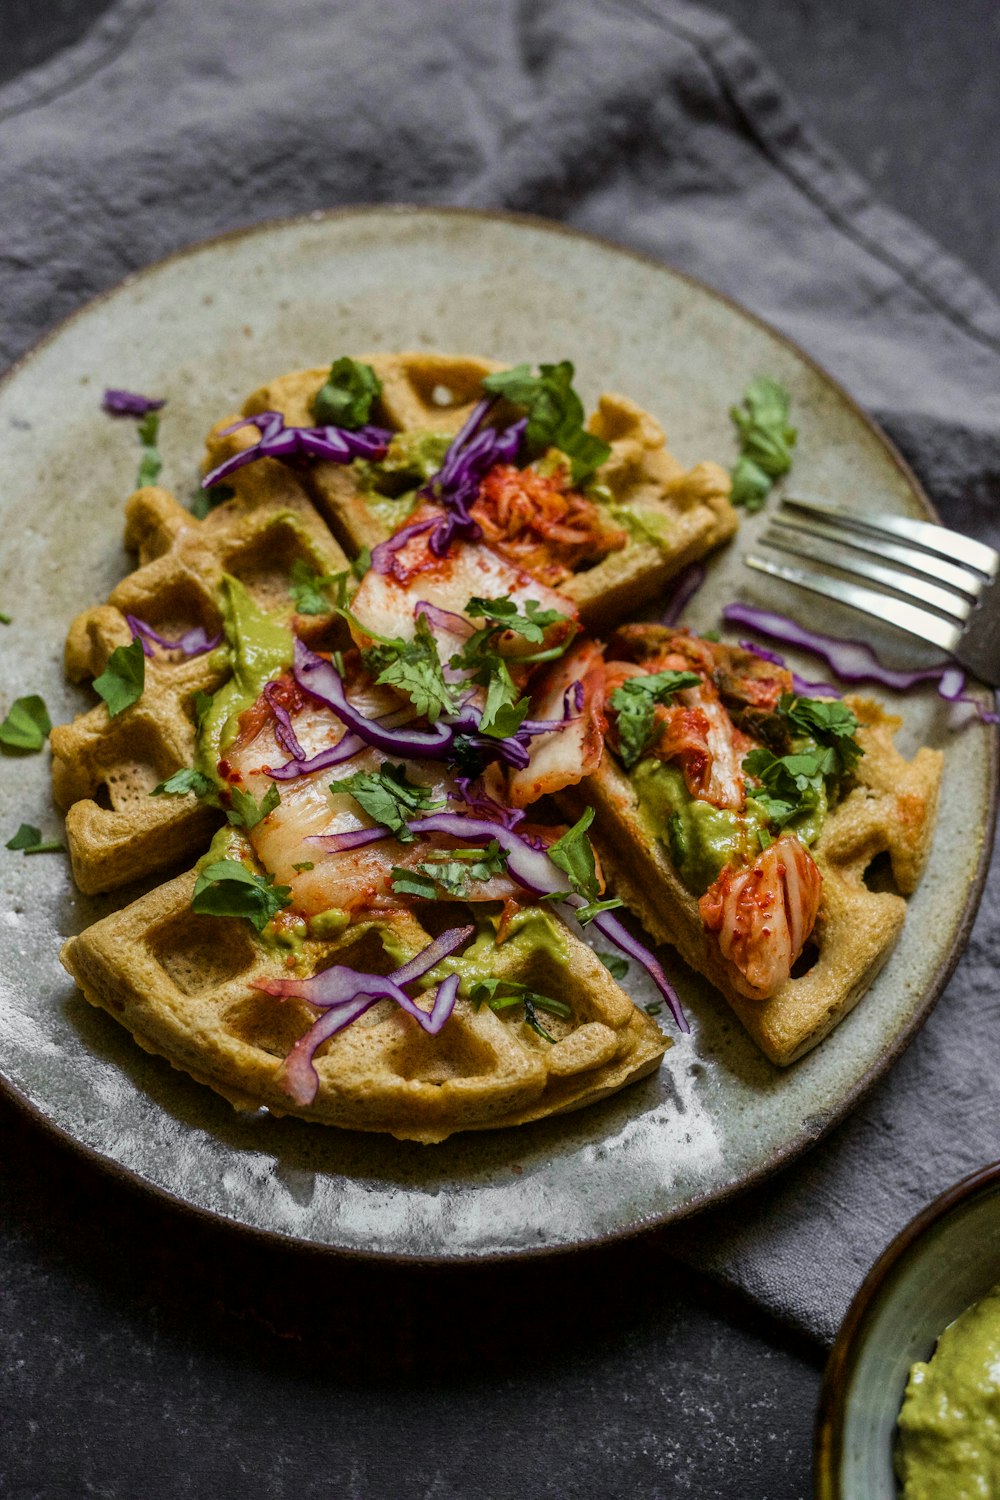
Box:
745;497;1000;687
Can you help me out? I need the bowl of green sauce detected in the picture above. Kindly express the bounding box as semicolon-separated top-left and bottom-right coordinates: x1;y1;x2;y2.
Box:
815;1161;1000;1499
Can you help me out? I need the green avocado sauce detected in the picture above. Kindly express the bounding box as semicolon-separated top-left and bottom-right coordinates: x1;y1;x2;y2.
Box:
195;574;294;786
631;760;771;896
419;907;569;995
353;430;452;528
896;1283;1000;1499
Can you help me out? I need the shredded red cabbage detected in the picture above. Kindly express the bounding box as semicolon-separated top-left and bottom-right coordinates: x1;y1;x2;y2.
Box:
725;602;998;723
263;681;307;760
256;924;474;1105
126;614;221;658
103;389;166;416
201;411;392;488
660;562;707;626
454;777;526;828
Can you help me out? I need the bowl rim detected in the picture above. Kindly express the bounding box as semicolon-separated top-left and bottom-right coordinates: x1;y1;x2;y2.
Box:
813;1158;1000;1498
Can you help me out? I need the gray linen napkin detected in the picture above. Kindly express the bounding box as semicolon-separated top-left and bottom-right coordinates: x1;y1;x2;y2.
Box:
3;0;997;1345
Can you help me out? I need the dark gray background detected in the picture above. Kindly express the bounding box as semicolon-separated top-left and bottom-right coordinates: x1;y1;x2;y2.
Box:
2;3;997;1497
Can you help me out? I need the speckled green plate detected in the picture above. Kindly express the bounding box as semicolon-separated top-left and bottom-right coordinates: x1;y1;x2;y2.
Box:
0;208;994;1259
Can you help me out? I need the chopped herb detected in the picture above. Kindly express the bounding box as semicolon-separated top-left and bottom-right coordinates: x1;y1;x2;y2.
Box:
5;823;63;855
92;637;145;717
469;977;572;1042
351;546;371;580
546;808;621;924
360;612;461;724
609;669;701;768
329;761;444;839
465;595;568;646
597;952;630;981
0;612;10;625
288;559;349;616
778;694;863;774
136;410;163;487
191;859;291;930
292;860;315;873
151;766;218;800
481;361;611;483
312;358;382;429
758;828;774;851
644;1002;663;1017
0;694;52;752
742;746;833;828
227;782;280;829
190;483;234;520
397;839;509;897
729;377;796;511
700;630;721;643
388;867;439;900
666;811;688;869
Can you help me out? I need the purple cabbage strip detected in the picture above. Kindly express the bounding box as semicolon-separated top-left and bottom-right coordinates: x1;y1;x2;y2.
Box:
263;681;307;761
102;389;166;416
267;735;367;782
418;400;527;558
309;825;393;852
660;562;707;627
256;924;474;1104
201;411;392;489
293;639;453;757
724;602;998;723
454;777;526;828
369;517;435;575
126;614;222;659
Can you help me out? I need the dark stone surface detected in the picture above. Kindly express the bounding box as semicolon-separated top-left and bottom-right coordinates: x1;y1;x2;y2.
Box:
2;4;996;1498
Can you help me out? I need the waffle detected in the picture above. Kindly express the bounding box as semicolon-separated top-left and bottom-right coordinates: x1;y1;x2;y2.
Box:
50;467;352;893
61;875;667;1143
565;695;943;1065
220;352;738;625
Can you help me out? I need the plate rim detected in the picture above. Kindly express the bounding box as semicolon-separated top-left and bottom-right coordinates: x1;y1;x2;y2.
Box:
2;202;996;1263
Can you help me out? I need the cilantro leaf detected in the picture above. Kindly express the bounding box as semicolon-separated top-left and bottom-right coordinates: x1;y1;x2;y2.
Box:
469;977;572;1042
729;377;796;511
92;638;145;717
190;483;234;520
352;546;371;580
288;559;349;616
136;410;163;487
361;613;461;723
329;762;444;839
547;807;602;903
478;671;530;739
465;595;568;646
387;867;439;900
401;840;509;897
312;358;383;429
481;361;611;483
0;612;11;625
597;952;629;981
227;782;280;829
609;669;701;768
778;694;863;774
151;767;218;800
292;860;314;872
0;694;52;752
573;896;624;926
6;823;63;854
191;859;291;930
742;746;833;828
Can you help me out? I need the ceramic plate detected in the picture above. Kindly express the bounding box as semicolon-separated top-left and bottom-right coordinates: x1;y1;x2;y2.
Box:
0;208;994;1259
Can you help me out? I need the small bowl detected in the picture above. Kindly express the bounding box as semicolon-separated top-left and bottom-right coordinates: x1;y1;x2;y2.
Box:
814;1161;1000;1499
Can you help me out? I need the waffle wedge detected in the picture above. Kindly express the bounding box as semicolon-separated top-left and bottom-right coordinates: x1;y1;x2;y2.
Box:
51;471;353;894
564;670;942;1066
211;352;738;628
61;876;666;1143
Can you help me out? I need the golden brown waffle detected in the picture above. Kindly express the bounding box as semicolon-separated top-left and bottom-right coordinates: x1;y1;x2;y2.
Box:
214;353;738;625
50;471;352;894
564;695;943;1065
61;877;667;1143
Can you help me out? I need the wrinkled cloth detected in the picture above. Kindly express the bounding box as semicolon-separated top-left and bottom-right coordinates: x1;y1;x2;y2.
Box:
3;0;998;1346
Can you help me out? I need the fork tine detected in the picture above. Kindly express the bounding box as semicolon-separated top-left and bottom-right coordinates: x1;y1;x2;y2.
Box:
744;552;964;655
780;497;999;581
761;525;973;623
769;513;984;601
